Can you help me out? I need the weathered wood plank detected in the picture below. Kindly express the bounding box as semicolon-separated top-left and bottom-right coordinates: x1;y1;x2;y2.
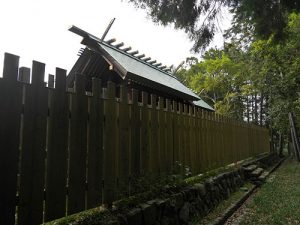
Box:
140;91;149;175
118;85;130;196
158;97;166;174
190;106;196;174
87;78;103;208
103;81;117;205
178;103;185;173
45;68;68;221
172;101;179;170
0;53;22;225
19;61;48;225
130;89;140;176
18;67;30;83
68;74;88;214
166;99;173;174
48;74;55;88
150;94;159;175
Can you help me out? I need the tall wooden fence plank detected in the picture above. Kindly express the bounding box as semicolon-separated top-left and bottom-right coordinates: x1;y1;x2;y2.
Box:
45;68;68;221
68;74;88;214
158;97;166;174
19;61;48;225
118;85;130;196
140;92;149;175
0;53;22;225
103;81;117;205
150;94;159;175
130;89;140;176
166;99;173;174
87;78;104;208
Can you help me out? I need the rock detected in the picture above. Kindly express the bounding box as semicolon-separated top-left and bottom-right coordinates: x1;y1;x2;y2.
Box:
140;203;157;225
240;187;248;192
163;199;175;217
171;193;184;211
161;217;171;225
251;168;264;177
179;202;190;224
194;183;206;197
105;220;120;225
244;164;258;172
258;171;269;181
126;208;142;225
117;214;127;225
154;199;167;220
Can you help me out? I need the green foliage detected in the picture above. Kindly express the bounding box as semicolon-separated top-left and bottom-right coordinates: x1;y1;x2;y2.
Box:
128;0;300;52
176;12;300;140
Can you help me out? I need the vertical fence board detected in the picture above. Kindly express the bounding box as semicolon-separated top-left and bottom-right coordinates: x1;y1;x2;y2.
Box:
45;68;68;221
140;92;149;175
87;78;103;208
130;89;140;176
68;74;88;214
178;103;185;173
158;97;166;174
18;67;30;83
173;101;179;168
0;53;22;225
118;85;130;196
190;107;196;174
48;74;55;88
150;94;159;175
103;81;117;205
19;61;48;225
166;99;173;174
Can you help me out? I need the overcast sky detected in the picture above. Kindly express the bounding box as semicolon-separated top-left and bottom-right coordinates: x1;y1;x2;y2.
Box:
0;0;231;78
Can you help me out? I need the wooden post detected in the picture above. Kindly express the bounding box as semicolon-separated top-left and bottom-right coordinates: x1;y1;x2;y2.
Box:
150;94;159;175
158;97;166;174
68;74;88;214
87;78;104;208
140;91;149;175
118;85;130;196
173;101;179;172
103;81;117;205
45;68;68;221
289;112;300;161
166;99;173;174
19;61;48;225
48;74;55;88
130;89;140;176
0;53;22;225
19;67;30;83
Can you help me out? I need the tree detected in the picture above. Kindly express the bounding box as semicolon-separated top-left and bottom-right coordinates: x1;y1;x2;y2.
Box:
128;0;300;52
176;12;300;142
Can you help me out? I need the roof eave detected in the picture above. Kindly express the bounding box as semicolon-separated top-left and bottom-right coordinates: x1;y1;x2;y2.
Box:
81;38;128;79
127;72;200;101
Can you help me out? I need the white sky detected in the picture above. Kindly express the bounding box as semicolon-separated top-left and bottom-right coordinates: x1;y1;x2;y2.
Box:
0;0;231;78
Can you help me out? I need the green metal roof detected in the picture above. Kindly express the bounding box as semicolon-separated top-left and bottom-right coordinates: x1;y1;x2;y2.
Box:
68;25;214;111
98;41;201;100
193;99;214;111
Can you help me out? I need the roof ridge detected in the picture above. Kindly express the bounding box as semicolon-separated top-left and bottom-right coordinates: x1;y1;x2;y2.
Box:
101;39;180;80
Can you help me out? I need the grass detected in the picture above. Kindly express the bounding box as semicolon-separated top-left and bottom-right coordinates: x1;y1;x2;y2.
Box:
192;183;254;225
239;158;300;225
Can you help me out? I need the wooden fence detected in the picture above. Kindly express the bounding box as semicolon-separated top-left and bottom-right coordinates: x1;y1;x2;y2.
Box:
0;53;270;225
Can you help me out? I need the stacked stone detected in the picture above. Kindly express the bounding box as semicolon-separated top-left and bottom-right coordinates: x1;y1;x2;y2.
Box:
116;168;245;225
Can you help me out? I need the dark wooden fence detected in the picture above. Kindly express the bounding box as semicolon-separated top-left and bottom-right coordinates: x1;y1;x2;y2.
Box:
0;53;270;225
